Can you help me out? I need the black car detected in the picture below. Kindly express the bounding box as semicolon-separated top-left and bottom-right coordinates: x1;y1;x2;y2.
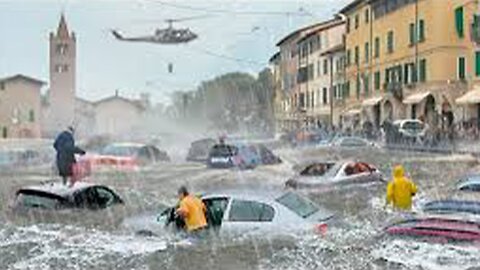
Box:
13;182;124;210
207;144;238;168
186;138;216;162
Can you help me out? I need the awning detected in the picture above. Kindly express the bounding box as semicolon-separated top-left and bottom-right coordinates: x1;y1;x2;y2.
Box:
403;91;431;104
343;109;362;116
313;107;331;116
456;87;480;105
362;96;383;107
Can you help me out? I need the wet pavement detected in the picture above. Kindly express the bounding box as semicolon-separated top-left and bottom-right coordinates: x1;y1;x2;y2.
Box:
1;146;480;270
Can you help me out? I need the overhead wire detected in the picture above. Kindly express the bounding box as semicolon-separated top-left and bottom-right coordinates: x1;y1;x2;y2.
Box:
144;0;314;17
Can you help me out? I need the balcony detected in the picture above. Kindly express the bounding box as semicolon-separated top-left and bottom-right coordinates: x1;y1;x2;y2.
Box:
384;82;403;100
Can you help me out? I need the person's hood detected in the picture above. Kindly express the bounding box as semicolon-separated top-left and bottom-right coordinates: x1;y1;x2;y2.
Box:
393;165;405;179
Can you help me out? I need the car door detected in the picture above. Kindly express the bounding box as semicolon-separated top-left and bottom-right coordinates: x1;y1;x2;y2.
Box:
221;199;275;235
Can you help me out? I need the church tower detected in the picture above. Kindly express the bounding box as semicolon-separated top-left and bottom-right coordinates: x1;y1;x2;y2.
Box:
48;14;76;132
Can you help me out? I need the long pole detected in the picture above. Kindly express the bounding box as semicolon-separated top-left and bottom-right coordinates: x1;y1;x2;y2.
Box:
330;54;334;128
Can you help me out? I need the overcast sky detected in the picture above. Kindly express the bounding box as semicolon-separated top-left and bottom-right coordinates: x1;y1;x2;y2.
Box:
0;0;350;104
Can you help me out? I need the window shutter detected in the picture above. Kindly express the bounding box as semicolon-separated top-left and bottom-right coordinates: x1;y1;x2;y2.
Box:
455;7;464;38
409;23;415;45
476;52;480;77
419;20;425;41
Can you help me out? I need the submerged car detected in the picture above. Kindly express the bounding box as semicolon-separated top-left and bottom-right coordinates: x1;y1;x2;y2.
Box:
385;217;480;242
123;191;333;236
82;142;170;168
12;182;123;210
393;119;427;143
422;200;480;216
285;160;383;189
186;138;216;162
328;136;377;148
207;144;257;169
456;174;480;192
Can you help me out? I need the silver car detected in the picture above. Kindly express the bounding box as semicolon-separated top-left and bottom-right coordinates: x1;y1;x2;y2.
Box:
285;160;384;189
122;191;333;236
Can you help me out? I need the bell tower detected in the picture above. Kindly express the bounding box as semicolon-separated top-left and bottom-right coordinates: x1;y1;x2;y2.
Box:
48;13;76;132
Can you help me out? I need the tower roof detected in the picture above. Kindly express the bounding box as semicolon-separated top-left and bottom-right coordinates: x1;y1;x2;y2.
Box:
56;13;70;38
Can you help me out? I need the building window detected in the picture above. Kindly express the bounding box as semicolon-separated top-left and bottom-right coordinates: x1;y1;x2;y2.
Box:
323;59;328;75
419;59;427;82
2;127;7;138
56;43;68;55
409;23;415;45
374;71;381;91
355;14;359;29
455;6;464;38
374;37;380;58
355;46;359;65
404;64;410;84
29;110;35;123
322;87;328;104
345;81;351;98
476;51;480;77
347;17;351;33
347;50;351;66
311;91;315;107
365;8;370;23
418;19;425;42
458;57;466;80
55;64;69;73
365;42;369;63
364;74;370;97
356;74;361;99
387;31;394;53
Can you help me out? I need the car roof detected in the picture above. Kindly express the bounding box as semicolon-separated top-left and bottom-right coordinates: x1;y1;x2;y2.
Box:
200;189;294;202
17;182;97;198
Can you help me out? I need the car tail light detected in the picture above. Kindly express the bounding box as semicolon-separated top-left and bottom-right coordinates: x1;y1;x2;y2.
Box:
314;223;328;236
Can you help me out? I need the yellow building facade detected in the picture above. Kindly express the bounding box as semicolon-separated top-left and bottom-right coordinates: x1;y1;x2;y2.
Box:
341;0;478;130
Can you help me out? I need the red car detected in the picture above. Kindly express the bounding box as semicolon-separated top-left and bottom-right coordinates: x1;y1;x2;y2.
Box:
79;143;169;171
385;217;480;242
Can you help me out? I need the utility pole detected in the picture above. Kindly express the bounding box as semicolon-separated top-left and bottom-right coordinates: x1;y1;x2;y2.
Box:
329;54;334;128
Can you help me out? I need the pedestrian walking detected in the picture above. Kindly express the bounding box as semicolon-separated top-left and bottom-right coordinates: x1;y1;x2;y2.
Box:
53;126;86;185
386;165;417;210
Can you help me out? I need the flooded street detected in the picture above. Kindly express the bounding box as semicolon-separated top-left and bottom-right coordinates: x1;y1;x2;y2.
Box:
2;147;480;270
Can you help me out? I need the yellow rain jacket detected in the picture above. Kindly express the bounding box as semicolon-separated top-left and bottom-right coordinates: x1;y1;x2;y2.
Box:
386;165;417;210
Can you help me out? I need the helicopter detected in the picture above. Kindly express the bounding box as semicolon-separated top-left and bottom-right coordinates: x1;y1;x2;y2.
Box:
111;17;203;45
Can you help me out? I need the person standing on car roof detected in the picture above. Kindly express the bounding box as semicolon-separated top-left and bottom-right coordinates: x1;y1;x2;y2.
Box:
386;165;417;210
176;186;208;234
53;126;86;185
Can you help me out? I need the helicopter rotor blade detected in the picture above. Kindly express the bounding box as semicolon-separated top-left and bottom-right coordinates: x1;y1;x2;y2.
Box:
165;14;214;23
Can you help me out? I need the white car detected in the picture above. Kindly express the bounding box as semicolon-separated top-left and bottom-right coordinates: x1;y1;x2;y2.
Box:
122;191;334;237
285;160;384;189
393;119;427;141
328;136;377;148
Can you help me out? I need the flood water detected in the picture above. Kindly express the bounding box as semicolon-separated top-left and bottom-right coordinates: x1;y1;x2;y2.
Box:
1;147;480;270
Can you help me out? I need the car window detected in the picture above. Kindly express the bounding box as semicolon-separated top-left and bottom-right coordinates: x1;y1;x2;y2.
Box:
459;184;480;192
16;191;65;209
228;199;275;222
210;144;238;157
402;121;424;131
276;192;318;218
300;163;332;176
203;197;229;227
95;186;118;207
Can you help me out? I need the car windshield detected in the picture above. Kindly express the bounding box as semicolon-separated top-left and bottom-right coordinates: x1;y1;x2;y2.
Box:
16;191;64;209
101;145;139;157
276;192;318;218
210;144;238;157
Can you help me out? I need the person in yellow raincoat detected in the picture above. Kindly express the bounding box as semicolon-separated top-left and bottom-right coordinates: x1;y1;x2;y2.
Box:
386;165;417;210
